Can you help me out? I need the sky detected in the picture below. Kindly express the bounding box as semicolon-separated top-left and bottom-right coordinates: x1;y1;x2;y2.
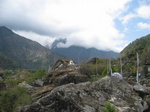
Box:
0;0;150;52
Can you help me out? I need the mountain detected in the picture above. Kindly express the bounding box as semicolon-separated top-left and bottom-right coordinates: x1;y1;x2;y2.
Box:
120;34;150;74
0;53;20;69
51;45;119;63
0;26;65;69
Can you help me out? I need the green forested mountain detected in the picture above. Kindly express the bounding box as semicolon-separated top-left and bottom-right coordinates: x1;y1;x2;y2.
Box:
120;34;150;74
0;26;65;69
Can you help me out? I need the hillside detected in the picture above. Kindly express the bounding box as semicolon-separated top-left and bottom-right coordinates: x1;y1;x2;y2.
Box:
120;34;150;74
51;45;119;63
0;53;20;69
0;26;65;69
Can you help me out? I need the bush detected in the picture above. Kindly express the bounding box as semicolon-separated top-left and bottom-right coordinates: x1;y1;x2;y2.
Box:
80;63;106;76
5;78;21;89
102;102;116;112
25;69;47;84
0;86;31;112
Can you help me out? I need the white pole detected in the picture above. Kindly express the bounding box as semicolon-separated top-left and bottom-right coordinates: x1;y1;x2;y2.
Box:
136;53;139;83
109;59;112;76
120;55;122;75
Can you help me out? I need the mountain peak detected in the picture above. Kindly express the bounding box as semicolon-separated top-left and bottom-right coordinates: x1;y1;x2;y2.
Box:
0;26;14;37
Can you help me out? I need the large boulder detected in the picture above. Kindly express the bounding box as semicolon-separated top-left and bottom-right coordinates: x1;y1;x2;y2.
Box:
18;81;37;92
44;70;88;86
44;59;88;86
20;76;148;112
34;79;44;87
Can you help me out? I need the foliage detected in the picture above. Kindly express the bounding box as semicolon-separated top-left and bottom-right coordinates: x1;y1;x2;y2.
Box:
102;67;109;76
0;86;31;112
5;78;21;89
0;26;65;70
0;53;20;70
0;68;50;112
25;69;47;84
102;102;116;112
89;76;100;82
120;34;150;75
79;58;107;76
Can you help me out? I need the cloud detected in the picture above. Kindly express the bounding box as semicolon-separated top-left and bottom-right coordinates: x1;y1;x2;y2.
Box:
120;13;137;24
14;30;56;46
136;5;150;19
0;0;131;52
137;22;150;29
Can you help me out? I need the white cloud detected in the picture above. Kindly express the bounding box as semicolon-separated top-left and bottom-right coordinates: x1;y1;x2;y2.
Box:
137;22;150;29
120;13;136;24
136;5;150;19
0;0;131;52
13;30;56;46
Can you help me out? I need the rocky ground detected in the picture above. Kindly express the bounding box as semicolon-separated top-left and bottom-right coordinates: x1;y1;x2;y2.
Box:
20;76;150;112
2;59;150;112
18;59;150;112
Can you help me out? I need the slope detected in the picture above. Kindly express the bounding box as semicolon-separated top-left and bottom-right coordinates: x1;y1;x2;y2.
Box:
52;46;119;63
0;26;65;69
120;34;150;74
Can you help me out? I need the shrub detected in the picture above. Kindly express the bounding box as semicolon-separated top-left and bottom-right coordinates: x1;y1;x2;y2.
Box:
102;102;116;112
5;78;20;89
0;86;31;112
25;69;47;84
80;63;106;76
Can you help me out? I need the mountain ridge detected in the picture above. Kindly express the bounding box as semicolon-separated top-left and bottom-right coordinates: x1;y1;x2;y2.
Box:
0;26;65;69
120;34;150;75
51;45;119;63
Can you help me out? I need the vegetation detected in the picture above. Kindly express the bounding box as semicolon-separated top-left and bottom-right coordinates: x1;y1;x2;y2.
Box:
0;26;65;70
0;69;49;112
80;58;108;76
25;69;47;85
120;34;150;75
0;86;31;112
102;102;116;112
0;53;20;70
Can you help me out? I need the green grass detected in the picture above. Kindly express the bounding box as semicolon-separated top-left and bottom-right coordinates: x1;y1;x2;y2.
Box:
102;102;116;112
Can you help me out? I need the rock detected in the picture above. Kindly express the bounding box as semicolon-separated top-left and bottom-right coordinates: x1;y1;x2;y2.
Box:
20;76;148;112
0;76;3;81
44;70;88;86
18;81;37;92
133;83;149;98
34;79;44;87
32;85;54;100
52;59;76;70
44;59;88;86
144;97;150;112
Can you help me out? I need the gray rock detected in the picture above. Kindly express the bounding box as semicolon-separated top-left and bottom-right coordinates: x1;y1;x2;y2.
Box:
20;76;148;112
18;81;37;92
44;70;88;86
34;79;44;87
133;83;147;92
0;76;3;81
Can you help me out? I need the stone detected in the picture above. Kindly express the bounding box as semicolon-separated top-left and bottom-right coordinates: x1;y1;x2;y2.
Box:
18;81;37;92
20;76;148;112
34;79;44;87
44;70;88;86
